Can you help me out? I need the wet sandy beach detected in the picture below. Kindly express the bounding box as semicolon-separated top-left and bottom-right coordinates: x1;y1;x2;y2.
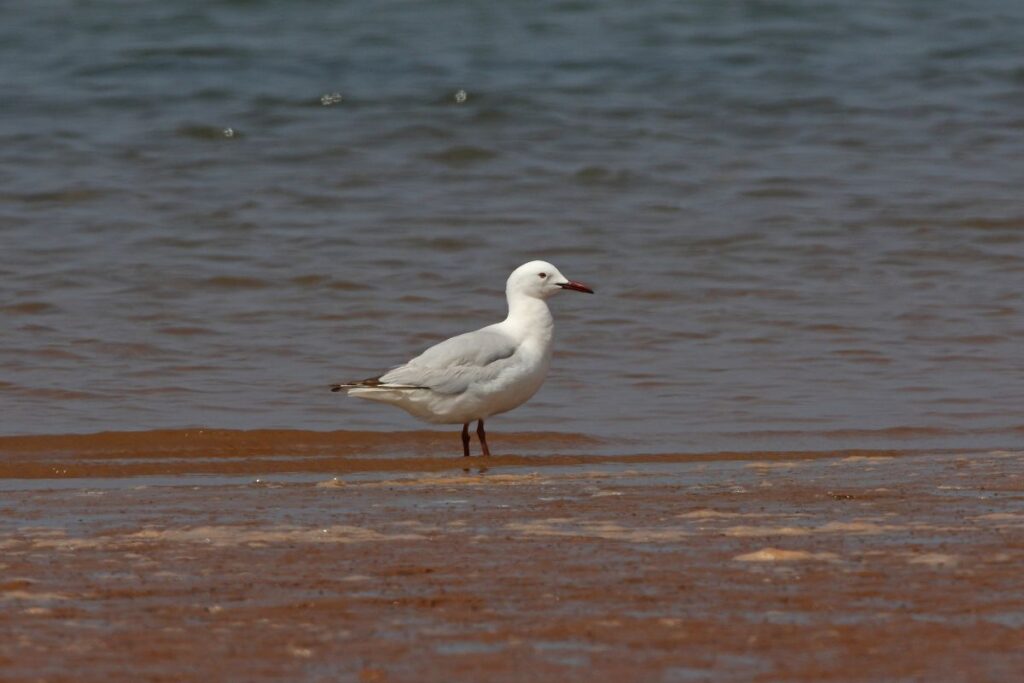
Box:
2;432;1023;682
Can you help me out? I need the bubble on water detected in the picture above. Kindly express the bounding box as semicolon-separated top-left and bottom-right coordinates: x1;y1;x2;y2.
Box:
320;92;343;106
454;89;468;104
222;127;235;138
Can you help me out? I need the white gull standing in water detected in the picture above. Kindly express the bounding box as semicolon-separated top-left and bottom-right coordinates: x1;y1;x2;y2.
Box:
331;260;593;456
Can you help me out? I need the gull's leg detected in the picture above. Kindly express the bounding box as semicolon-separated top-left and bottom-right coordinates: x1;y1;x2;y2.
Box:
461;423;471;457
477;419;491;457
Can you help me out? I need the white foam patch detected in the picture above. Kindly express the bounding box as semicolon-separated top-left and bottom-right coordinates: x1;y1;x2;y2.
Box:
724;520;902;537
677;509;746;519
126;525;424;547
734;548;838;562
906;553;959;567
724;525;811;537
2;590;71;601
745;461;801;470
507;518;689;543
8;525;424;551
361;473;546;488
840;456;895;463
976;513;1024;525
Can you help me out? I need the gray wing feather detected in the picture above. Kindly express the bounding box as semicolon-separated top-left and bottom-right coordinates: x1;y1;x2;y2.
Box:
380;327;518;395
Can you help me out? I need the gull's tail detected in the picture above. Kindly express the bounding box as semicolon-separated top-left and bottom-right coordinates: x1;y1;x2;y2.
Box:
330;376;427;392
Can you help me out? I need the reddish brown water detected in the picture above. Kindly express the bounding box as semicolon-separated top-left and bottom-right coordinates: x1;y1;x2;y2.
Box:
2;434;1022;681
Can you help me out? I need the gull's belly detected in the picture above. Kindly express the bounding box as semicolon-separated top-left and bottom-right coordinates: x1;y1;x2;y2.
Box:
475;352;550;418
428;345;550;424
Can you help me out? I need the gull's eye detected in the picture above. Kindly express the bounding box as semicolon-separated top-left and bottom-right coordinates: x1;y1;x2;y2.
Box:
538;272;547;279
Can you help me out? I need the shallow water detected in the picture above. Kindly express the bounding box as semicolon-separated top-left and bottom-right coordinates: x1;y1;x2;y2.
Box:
2;1;1023;449
3;448;1023;681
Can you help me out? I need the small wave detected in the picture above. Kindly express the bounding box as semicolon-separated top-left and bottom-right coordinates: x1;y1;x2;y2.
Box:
802;323;866;334
742;187;808;199
124;45;248;59
22;348;85;360
573;166;635;186
731;425;1024;440
620;290;678;301
380;124;453;142
11;188;109;204
957;216;1024;230
202;276;271;290
290;275;328;287
683;288;802;302
832;349;891;364
906;334;1008;345
157;326;216;337
175;124;241;141
288;275;370;291
425;146;498;165
0;382;104;401
78;341;170;356
403;236;478;252
1;302;58;315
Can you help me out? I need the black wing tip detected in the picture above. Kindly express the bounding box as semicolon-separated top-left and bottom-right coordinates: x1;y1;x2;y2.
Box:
330;376;382;392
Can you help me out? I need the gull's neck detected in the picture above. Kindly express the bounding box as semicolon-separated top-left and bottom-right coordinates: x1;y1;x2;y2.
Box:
504;291;554;342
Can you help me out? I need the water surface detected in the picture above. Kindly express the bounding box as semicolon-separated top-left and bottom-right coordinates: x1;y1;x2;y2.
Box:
2;1;1023;451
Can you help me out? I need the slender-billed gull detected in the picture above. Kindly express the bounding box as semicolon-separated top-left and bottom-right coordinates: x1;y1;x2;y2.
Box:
330;260;593;456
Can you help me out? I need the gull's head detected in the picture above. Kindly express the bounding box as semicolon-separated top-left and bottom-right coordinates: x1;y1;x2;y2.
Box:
506;260;594;300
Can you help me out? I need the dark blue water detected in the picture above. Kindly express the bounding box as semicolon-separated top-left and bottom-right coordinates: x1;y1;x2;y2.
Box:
2;1;1023;450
